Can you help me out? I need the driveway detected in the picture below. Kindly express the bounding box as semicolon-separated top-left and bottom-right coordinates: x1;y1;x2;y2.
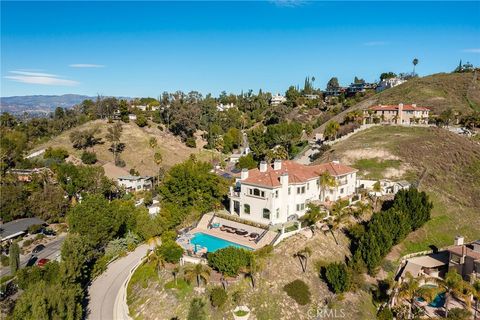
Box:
0;234;66;277
87;244;149;320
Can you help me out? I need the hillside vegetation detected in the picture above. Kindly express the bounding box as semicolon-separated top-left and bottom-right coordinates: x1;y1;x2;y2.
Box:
314;72;480;135
33;119;214;176
317;125;480;257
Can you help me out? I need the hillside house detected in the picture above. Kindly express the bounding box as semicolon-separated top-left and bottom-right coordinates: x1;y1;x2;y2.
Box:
270;93;287;106
376;77;406;92
363;103;430;125
448;236;480;282
228;160;357;225
118;175;153;193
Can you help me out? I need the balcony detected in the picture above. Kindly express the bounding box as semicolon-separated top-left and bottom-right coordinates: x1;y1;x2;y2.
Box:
337;179;348;186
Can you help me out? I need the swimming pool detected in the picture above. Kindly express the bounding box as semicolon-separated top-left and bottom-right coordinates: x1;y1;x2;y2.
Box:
189;232;252;252
416;285;446;308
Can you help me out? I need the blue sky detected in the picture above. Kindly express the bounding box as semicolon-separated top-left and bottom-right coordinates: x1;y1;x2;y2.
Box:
1;1;479;97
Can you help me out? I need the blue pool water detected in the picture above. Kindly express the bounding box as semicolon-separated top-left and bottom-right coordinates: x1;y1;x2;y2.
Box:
416;286;446;308
190;232;252;252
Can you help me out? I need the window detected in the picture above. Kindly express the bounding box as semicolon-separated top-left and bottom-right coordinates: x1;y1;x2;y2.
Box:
307;183;309;190
262;209;271;220
276;208;280;219
340;188;344;194
288;187;291;195
250;188;265;198
253;188;260;196
244;204;250;214
296;203;305;211
275;190;279;198
297;186;305;194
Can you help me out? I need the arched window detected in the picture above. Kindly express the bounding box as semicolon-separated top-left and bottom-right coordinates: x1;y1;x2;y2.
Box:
253;188;260;196
262;208;271;220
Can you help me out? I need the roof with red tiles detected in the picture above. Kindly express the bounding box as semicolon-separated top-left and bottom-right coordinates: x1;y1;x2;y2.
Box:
368;104;430;112
241;160;357;188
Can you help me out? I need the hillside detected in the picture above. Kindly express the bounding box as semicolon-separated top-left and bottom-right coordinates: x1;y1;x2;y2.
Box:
313;72;480;136
316;125;480;257
32;119;216;176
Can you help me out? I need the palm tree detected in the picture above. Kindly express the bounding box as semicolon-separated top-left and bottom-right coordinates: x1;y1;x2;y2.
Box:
328;207;348;246
412;58;419;75
397;272;423;319
241;255;258;288
433;270;470;317
183;263;211;287
172;265;181;286
319;171;337;202
324;121;340;140
294;247;312;273
147;247;165;278
105;122;123;163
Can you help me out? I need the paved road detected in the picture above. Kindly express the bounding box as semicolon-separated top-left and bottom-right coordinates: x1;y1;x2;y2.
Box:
87;244;149;320
0;234;66;277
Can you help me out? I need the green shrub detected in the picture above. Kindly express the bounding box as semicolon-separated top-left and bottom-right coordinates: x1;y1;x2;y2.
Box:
377;307;393;320
158;240;184;263
187;298;207;320
210;287;228;308
323;262;351;294
1;255;9;267
160;230;177;243
34;234;45;241
28;224;43;234
185;137;196;148
446;308;471;320
207;247;252;277
81;151;97;164
22;239;34;247
283;279;311;305
44;147;69;162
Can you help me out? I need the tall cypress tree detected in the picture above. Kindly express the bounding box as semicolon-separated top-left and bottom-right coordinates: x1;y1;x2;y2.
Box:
9;242;20;274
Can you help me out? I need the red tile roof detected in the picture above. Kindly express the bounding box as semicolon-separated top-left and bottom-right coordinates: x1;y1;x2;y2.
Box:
368;104;430;111
241;161;357;188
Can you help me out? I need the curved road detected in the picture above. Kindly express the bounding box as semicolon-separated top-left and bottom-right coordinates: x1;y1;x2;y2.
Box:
87;244;149;320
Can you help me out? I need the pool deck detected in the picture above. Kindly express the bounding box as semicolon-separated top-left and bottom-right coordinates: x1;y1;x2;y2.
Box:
188;213;278;250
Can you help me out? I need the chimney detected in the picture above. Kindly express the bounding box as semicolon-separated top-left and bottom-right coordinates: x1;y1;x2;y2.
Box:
241;168;249;180
412;104;417;108
279;172;289;185
332;160;340;164
259;161;267;173
398;103;404;110
454;235;464;246
273;159;282;171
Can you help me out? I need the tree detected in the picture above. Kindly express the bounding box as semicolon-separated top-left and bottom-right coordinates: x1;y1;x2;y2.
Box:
237;153;257;169
147;248;165;277
380;72;397;81
44;147;68;162
412;58;419;75
323;262;351;293
60;234;95;285
472;281;480;320
397;272;422;318
294;247;312;273
69;128;101;150
135;114;148;127
319;171;337;201
28;184;69;222
324;121;340;140
157;240;184;264
9;242;20;274
105;122;123;163
187;298;207;320
327;77;340;90
183;263;211;287
207;246;253;277
433;270;471;318
210;287;228;308
81;151;97;164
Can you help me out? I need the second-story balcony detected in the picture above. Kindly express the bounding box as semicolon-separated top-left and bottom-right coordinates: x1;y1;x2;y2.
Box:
229;186;241;198
337;178;348;186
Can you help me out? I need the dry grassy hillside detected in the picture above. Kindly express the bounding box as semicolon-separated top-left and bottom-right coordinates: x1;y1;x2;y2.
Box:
313;72;480;136
33;119;216;176
317;125;480;257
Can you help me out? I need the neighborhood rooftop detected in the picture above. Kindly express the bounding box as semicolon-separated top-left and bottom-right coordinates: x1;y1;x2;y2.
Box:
241;160;357;188
368;104;430;111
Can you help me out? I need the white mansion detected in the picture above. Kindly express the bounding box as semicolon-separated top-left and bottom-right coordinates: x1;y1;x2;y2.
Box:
229;160;357;225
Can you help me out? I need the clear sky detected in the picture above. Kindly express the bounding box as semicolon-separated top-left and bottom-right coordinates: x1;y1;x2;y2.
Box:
1;1;479;97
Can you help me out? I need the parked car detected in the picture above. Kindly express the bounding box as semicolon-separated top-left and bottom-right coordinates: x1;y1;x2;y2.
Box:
36;258;50;267
32;244;45;254
41;228;56;236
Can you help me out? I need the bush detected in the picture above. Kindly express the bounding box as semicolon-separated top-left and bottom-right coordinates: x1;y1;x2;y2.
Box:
22;239;33;247
135;114;148;127
210;287;228;308
446;308;471;320
377;307;393;320
28;224;43;234
1;254;9;267
160;230;177;243
81;151;97;164
34;234;45;241
185;137;196;148
283;279;311;305
115;158;126;167
187;298;207;320
44;147;69;162
157;240;184;263
207;247;252;277
323;262;351;293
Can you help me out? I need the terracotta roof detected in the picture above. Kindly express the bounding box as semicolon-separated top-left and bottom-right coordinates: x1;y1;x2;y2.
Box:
368;104;430;112
241;160;357;188
447;245;480;260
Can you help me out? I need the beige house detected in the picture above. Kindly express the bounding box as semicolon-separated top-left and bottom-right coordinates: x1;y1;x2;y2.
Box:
363;103;430;125
447;236;480;282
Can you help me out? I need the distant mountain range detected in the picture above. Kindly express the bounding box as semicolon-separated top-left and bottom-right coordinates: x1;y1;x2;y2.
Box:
0;94;91;115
